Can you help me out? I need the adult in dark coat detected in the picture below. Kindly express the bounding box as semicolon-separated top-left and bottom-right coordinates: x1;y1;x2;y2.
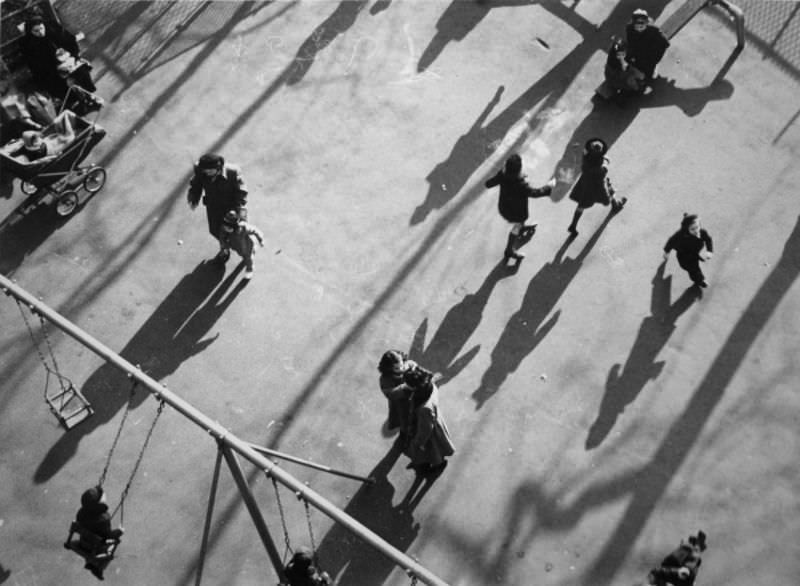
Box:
402;366;455;476
485;153;555;260
625;9;670;84
187;153;249;262
567;138;626;236
377;349;416;436
19;16;92;98
75;486;124;580
663;213;714;287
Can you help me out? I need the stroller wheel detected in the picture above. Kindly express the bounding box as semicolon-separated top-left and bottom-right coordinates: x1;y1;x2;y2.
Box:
83;167;107;193
55;191;79;216
21;181;38;195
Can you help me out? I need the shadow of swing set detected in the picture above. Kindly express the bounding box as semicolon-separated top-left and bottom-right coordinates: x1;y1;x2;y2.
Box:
1;274;446;586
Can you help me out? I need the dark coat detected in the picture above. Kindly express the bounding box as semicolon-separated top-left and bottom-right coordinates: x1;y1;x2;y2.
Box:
569;152;614;208
485;170;550;223
664;228;713;269
188;163;248;238
76;501;114;539
19;26;81;97
625;23;670;79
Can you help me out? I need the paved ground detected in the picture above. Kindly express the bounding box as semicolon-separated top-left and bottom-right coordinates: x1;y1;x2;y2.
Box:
1;1;799;585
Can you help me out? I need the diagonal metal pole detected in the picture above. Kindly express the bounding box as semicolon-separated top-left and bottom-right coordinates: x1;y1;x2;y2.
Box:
194;446;223;586
0;274;449;586
220;444;285;582
248;442;375;485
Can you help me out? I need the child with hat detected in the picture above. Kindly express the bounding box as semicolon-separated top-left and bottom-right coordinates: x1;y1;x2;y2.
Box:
218;209;265;280
567;138;626;236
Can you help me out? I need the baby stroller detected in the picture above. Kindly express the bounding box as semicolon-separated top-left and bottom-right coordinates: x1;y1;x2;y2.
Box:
0;89;106;217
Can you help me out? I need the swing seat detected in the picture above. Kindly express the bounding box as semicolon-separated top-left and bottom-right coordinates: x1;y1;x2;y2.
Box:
64;521;120;564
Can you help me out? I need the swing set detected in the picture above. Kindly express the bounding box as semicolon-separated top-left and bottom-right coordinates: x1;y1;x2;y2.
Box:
2;274;446;586
64;378;165;574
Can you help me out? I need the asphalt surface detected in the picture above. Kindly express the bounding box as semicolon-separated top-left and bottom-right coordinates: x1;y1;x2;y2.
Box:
1;1;798;585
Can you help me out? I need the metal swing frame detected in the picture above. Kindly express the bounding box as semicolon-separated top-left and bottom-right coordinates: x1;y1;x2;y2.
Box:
14;298;93;428
2;275;448;586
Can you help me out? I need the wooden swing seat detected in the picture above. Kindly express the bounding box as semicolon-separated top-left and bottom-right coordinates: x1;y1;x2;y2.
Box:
63;521;120;564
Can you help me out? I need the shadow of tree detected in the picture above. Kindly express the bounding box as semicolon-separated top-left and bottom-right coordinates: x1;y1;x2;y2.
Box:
314;441;421;586
285;0;368;86
586;261;701;449
407;260;517;386
33;261;247;483
473;211;617;409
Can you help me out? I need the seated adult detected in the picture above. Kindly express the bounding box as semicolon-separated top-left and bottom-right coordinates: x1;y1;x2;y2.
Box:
19;15;95;99
625;8;670;86
75;486;124;580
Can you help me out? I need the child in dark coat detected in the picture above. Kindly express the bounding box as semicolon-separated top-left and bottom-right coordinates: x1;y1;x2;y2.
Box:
75;486;124;580
283;547;331;586
567;138;626;236
485;153;555;260
648;530;707;586
663;214;714;287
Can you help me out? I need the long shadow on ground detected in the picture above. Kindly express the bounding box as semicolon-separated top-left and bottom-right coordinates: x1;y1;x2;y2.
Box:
550;77;734;201
579;214;800;585
472;210;618;409
34;261;247;483
407;260;518;386
585;261;701;449
313;440;443;585
437;211;798;584
411;0;673;224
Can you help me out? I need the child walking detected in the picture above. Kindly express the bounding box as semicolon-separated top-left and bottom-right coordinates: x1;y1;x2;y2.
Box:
663;213;714;288
567;138;627;236
485;153;555;261
218;209;265;280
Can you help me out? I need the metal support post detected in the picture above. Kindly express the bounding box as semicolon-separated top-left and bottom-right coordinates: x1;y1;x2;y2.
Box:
195;447;223;586
221;444;286;582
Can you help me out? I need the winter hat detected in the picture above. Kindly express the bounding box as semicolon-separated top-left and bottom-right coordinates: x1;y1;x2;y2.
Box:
197;153;224;170
81;486;103;507
584;138;608;156
632;9;650;23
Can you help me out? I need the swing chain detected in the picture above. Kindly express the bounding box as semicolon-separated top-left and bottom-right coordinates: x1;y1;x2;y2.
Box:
98;379;138;488
35;311;67;391
110;398;166;522
15;299;72;394
270;475;294;557
302;498;319;566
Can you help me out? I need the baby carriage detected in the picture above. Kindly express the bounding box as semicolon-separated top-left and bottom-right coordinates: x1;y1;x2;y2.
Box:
1;90;106;217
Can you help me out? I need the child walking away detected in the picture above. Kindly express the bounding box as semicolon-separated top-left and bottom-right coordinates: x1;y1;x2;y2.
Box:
218;210;265;280
567;138;627;236
663;214;714;288
648;530;707;586
485;153;556;261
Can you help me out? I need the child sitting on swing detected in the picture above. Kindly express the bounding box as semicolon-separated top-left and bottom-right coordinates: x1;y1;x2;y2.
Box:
75;486;124;580
284;546;331;586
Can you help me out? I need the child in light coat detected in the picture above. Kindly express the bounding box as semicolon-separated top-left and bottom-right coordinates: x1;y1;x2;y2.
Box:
218;209;265;279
